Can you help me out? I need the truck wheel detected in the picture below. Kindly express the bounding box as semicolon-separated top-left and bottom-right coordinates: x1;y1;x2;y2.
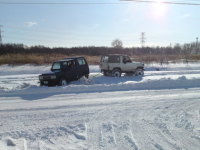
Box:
59;79;67;86
112;69;121;77
135;68;144;76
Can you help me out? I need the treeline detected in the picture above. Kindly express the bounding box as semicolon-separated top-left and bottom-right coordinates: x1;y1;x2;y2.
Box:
1;43;198;56
0;42;200;65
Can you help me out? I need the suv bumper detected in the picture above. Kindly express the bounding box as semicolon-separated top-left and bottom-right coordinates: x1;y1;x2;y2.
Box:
40;79;58;86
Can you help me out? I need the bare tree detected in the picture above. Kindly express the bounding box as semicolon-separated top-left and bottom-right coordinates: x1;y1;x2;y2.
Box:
111;39;123;48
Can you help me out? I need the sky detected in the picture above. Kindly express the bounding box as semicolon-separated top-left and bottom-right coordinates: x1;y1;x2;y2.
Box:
0;0;200;48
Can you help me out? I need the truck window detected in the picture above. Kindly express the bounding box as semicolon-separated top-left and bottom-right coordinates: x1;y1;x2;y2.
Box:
101;56;108;63
108;56;120;63
123;56;132;63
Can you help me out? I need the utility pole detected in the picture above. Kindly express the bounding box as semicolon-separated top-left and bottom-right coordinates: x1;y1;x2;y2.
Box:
196;37;198;46
170;43;172;48
141;32;145;48
0;25;2;45
196;37;199;54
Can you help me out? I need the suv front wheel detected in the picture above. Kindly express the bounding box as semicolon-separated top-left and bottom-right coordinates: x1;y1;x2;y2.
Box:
135;68;144;76
112;69;121;77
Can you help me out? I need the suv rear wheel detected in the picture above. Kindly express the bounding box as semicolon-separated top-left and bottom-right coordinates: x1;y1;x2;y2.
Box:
135;68;144;76
85;74;89;79
112;69;121;77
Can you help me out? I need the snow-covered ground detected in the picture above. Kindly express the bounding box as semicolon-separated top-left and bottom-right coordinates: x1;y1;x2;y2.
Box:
0;63;200;150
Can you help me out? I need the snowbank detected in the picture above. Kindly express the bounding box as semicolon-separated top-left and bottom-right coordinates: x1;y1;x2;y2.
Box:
1;63;200;93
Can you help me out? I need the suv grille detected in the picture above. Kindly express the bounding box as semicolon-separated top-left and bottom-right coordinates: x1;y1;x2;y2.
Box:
43;76;51;80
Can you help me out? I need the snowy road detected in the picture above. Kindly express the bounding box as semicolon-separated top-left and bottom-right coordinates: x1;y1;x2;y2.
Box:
0;63;200;150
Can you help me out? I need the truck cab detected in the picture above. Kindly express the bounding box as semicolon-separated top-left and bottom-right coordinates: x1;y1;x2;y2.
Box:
100;54;144;77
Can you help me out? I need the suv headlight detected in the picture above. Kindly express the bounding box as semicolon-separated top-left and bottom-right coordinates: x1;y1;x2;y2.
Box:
39;75;43;80
50;75;56;79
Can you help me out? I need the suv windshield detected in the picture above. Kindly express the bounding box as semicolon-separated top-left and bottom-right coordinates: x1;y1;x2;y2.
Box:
52;62;61;71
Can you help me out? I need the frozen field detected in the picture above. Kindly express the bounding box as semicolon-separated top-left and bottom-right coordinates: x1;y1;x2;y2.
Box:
0;63;200;150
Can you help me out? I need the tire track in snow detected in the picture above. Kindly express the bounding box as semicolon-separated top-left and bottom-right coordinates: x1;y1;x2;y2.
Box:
26;140;41;150
39;140;55;150
100;122;117;150
0;138;27;150
113;120;138;150
130;120;182;150
87;121;102;150
0;124;88;150
86;107;110;150
87;106;118;150
130;100;200;150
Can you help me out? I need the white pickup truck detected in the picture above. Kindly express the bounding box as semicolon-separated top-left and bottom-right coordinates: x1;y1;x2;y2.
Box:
99;54;144;77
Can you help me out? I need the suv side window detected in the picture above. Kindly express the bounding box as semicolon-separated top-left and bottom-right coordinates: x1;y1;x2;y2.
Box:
62;61;68;68
108;56;120;63
77;58;86;65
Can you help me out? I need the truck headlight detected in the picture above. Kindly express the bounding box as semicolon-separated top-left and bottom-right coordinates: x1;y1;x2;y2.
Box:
50;75;56;79
39;75;43;80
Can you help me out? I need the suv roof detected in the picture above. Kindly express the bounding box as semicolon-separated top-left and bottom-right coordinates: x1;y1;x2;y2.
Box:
103;54;128;56
55;56;86;63
55;59;74;63
63;56;85;60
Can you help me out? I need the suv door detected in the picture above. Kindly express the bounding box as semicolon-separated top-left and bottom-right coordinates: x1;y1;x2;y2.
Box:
76;57;89;78
61;60;77;81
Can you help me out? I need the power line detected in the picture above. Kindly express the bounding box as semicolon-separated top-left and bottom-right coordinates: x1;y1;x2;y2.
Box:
0;0;200;5
121;0;200;6
0;2;126;5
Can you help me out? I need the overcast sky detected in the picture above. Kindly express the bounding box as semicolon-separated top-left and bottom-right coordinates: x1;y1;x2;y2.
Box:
0;0;200;47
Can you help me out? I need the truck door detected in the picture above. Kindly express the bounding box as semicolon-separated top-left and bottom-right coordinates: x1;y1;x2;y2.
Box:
121;56;132;71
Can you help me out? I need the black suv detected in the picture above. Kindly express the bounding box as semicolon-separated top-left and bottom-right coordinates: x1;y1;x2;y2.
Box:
39;56;89;86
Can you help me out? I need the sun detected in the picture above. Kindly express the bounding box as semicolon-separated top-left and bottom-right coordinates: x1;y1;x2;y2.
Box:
152;0;168;18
